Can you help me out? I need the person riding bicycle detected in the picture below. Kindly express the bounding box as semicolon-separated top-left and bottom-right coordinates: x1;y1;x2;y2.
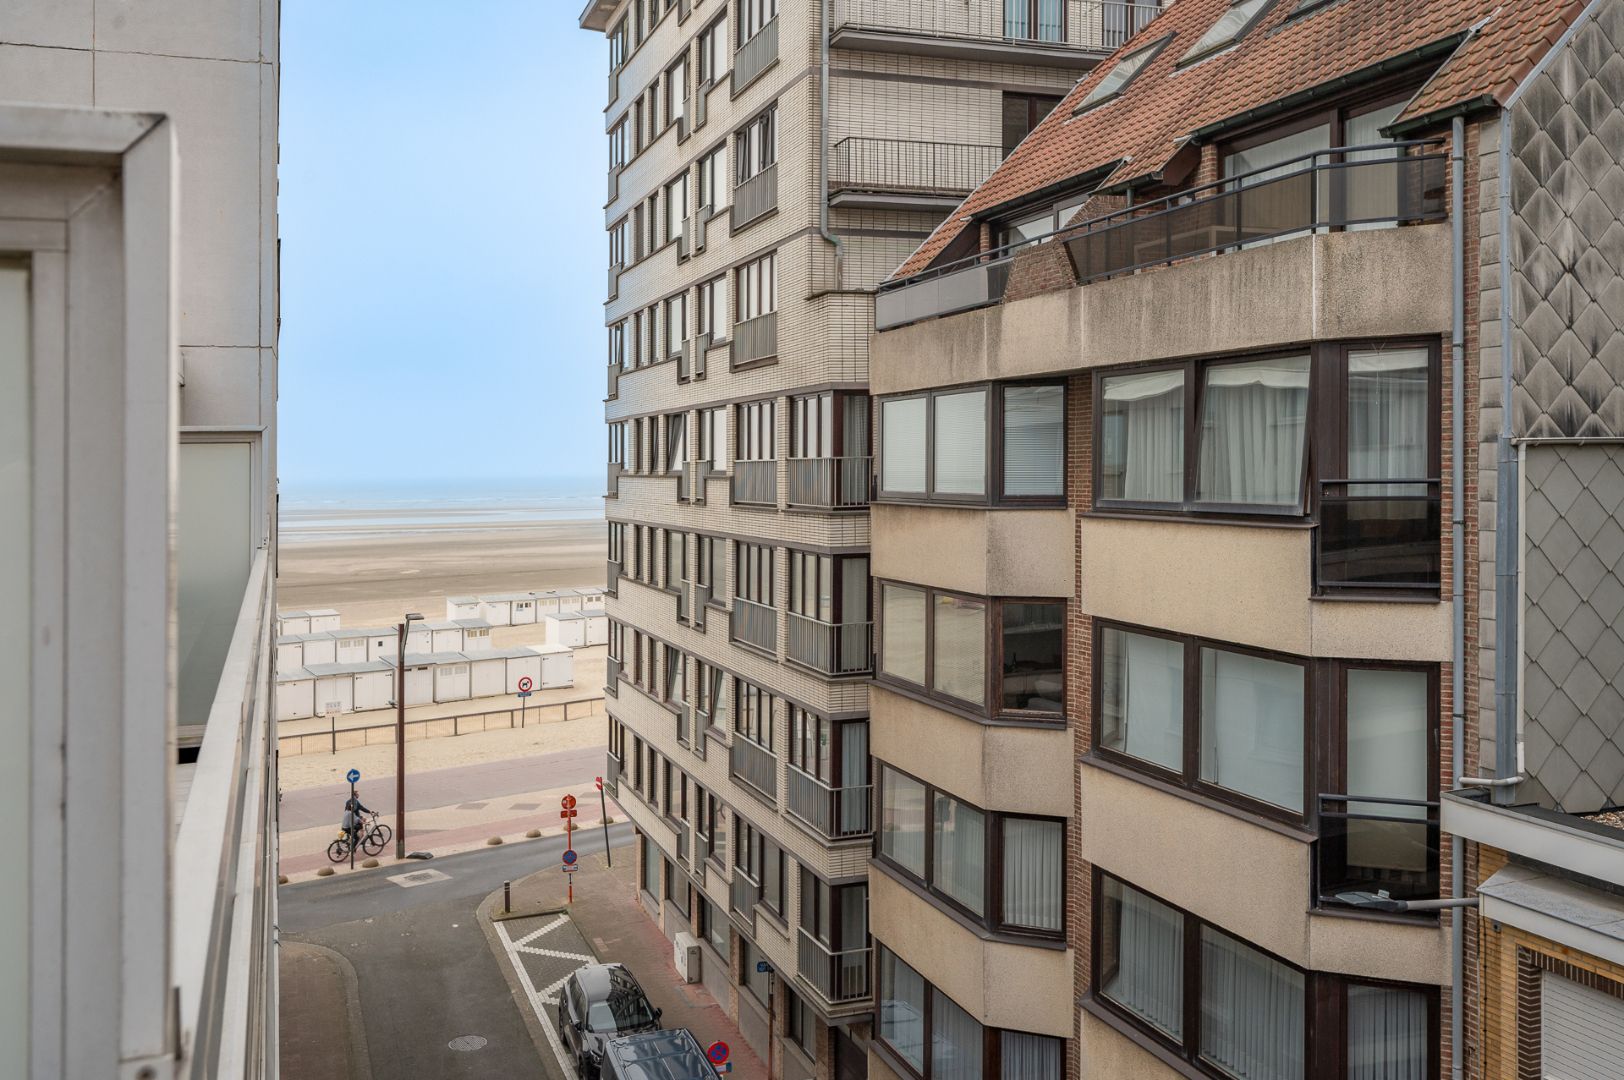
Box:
341;792;372;850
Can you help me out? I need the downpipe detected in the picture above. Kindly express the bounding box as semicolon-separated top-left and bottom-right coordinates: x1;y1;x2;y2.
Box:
1449;114;1466;1080
819;0;843;288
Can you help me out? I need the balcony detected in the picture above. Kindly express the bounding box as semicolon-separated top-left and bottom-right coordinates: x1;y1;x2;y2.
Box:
730;596;778;654
787;456;871;509
730;459;777;506
607;461;622;497
605;752;622;796
797;930;872;1011
1316;479;1441;595
606;558;622;597
877;141;1447;332
731;16;778;94
786;763;872;840
731;870;760;923
1315;794;1440;911
831;0;1162;67
605;654;621;697
831;137;1002;212
729;733;778;802
606;361;620;400
731;163;778;230
786;612;872;676
607;261;622;300
730;310;777;367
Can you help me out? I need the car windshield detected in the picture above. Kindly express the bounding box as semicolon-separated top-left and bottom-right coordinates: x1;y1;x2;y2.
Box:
587;984;656;1031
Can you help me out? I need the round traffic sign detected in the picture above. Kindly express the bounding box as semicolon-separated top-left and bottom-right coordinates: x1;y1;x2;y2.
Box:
560;793;577;811
562;849;578;865
346;768;361;784
708;1041;730;1065
517;676;533;693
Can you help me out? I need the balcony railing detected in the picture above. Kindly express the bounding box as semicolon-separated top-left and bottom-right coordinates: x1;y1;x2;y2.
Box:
693;210;709;253
679;336;700;382
606;558;622;599
605;654;622;697
786;764;873;839
676;464;691;501
731;310;777;366
677;703;693;747
732;15;779;92
680;580;710;628
732;162;778;230
786;456;871;509
832;137;1003;196
605;752;622;796
730;459;777;506
729;733;778;801
606;361;620;400
877;141;1447;332
608;165;620;204
833;0;1163;53
607;261;622;300
607;461;622;497
798;930;872;1007
674;817;692;867
1316;794;1440;909
731;870;760;921
684;460;706;506
786;612;872;676
730;596;778;654
1316;479;1441;594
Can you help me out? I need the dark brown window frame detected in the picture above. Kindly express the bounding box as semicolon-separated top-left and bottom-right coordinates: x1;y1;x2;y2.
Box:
1090;868;1441;1080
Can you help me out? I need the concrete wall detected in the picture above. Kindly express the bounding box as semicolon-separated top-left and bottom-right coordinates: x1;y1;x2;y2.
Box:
1077;1008;1185;1080
872;504;1074;597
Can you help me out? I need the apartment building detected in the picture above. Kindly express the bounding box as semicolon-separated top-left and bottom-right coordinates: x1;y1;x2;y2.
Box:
1;3;281;1077
869;0;1624;1078
578;0;1164;1075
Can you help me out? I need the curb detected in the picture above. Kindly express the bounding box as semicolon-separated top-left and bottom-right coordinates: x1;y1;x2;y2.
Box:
285;939;377;1080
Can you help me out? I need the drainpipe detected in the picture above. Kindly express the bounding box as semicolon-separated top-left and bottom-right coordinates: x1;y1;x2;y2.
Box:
1449;114;1466;1080
819;0;843;288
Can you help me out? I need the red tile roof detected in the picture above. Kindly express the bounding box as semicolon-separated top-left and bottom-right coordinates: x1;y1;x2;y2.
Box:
891;0;1588;280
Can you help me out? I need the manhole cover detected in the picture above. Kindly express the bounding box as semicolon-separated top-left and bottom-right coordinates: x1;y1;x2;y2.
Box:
448;1035;487;1052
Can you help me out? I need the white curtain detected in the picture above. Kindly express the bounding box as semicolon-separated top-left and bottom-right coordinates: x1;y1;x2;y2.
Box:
840;723;870;835
1101;878;1185;1040
932;990;984;1080
881;584;927;685
1347;984;1428;1080
1199;648;1305;812
1199;927;1304;1080
932;794;986;915
1001;1032;1062;1080
882;397;926;493
881;768;927;877
1102;370;1184;502
1196;355;1310;507
1101;628;1185;772
933;594;986;705
1347;348;1428;495
1003;385;1065;496
879;949;927;1071
1004;0;1029;37
1002;818;1062;931
1344;103;1405;229
934;389;987;495
1346;668;1429;872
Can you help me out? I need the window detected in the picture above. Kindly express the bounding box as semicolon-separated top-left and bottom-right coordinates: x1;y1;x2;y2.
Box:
736;106;777;184
878;766;1064;937
699;17;728;84
1004;0;1063;41
1179;0;1270;64
665;56;688;128
879;583;926;686
644;193;660;255
738;0;777;44
664;293;687;356
700;895;729;958
786;987;818;1060
698;145;728;210
1001;92;1063;156
608;17;627;71
737;251;776;321
640;834;660;896
999;602;1063;714
609;217;628;269
698;275;727;340
736;399;774;461
878;383;1065;505
665;174;689;249
932;593;986;705
609;119;627;171
1076;36;1167;111
1098;625;1185;773
664;857;689;917
697;535;726;596
1000;194;1091;248
665;413;686;474
608;423;627;469
734;677;772;747
790;392;869;461
664;529;686;593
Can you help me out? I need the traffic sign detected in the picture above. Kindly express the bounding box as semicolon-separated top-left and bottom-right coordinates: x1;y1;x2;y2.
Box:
346;768;361;784
559;809;578;819
517;690;532;699
595;775;604;791
561;794;578;810
563;849;578;865
517;676;533;693
561;864;579;873
707;1041;730;1065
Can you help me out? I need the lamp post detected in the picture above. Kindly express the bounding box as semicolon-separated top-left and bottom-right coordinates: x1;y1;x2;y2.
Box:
395;612;423;859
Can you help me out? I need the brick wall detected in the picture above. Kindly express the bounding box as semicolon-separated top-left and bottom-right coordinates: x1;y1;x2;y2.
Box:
1066;372;1094;1080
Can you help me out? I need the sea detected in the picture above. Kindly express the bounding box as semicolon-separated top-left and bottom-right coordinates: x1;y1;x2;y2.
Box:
279;477;604;543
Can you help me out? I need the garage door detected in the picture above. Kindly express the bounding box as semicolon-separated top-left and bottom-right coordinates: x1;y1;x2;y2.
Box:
1543;970;1624;1079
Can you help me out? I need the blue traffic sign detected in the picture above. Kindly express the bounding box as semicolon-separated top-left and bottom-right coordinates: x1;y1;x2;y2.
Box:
346;768;361;784
517;690;532;698
562;849;578;865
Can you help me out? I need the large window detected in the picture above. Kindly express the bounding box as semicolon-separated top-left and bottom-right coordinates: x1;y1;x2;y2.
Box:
877;766;1063;937
664;293;686;357
738;0;777;44
737;251;776;320
698;16;728;84
878;944;1063;1079
878;383;1064;505
699;408;728;470
665;174;689;250
736;105;777;184
1003;0;1063;41
737;398;774;461
699;145;728;211
736;542;773;605
1001;92;1063;156
665;56;688;129
879;583;1063;720
1095;871;1436;1080
699;275;727;341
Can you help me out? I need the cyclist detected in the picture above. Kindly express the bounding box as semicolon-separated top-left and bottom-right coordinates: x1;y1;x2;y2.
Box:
341;791;373;852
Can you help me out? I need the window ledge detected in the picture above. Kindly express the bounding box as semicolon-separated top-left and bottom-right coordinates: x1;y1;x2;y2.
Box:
1080;753;1317;844
1083;507;1315;529
873;496;1068;511
873;678;1068;731
1309;903;1439;928
1310;590;1442;605
869;856;1069;951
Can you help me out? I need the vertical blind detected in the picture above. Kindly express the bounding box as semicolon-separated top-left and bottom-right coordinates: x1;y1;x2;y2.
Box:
1347;348;1429;494
933;991;984;1080
1101;876;1185;1040
1002;818;1062;932
931;794;987;916
879;948;927;1071
881;397;927;493
1000;1032;1062;1080
1198;647;1305;812
1347;984;1428;1080
1002;385;1065;496
1100;627;1185;772
1199;927;1304;1080
933;389;987;495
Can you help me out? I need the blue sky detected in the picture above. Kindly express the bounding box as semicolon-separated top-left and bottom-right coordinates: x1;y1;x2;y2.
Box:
278;2;605;491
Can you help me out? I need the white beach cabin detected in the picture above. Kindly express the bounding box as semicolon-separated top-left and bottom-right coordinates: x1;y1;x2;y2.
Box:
330;628;374;664
275;635;304;672
277;610;312;636
445;596;481;620
351;662;396;712
297;632;338;667
533;590;565;618
538;644;574;688
426;621;465;653
455;619;493;651
432;655;472;702
306;608;341;633
470;652;509;697
542;610;608;649
479;595;513;625
274;668;316;721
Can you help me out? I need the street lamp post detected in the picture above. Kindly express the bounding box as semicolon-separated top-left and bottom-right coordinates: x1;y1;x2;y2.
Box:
395;612;423;859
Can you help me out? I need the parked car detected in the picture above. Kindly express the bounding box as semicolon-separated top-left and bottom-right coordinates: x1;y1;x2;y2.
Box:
557;964;662;1078
601;1028;718;1080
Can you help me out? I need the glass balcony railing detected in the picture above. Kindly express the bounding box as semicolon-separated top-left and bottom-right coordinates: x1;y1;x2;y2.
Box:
786;456;871;509
1316;793;1440;910
786;612;872;676
1316;479;1441;594
798;929;872;1007
786;764;872;839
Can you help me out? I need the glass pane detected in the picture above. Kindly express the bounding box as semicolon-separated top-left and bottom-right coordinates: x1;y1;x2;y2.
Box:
1346;668;1431;876
1181;0;1268;62
881;768;926;877
1002;818;1062;931
1001;1032;1062;1080
1101;369;1184;502
0;262;28;1071
931;793;986;915
933;389;987;495
1347;348;1429;495
1100;876;1185;1040
1199;648;1305;812
1100;628;1185;772
179;441;254;730
1347;984;1428;1080
1001;602;1063;712
1003;385;1064;496
879;947;927;1071
881;397;927;493
1195;355;1309;507
932;594;986;705
1344;103;1405;230
1199;927;1304;1080
881;584;926;685
932;990;984;1080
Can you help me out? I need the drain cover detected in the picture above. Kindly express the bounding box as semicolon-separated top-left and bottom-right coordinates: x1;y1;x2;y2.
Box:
448;1035;487;1052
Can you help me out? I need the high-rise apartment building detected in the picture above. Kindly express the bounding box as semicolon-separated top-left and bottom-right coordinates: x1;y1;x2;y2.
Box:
869;1;1624;1078
1;3;281;1076
579;0;1166;1074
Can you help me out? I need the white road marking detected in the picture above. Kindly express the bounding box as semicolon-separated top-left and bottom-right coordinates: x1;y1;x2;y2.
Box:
513;914;571;947
517;945;596;962
496;917;580;1080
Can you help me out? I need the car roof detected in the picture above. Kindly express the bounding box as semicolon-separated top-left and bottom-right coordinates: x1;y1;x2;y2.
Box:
574;962;642;1001
604;1029;714;1078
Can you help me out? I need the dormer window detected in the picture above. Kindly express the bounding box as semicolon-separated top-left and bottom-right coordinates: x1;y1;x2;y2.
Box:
1179;0;1272;65
1075;35;1168;112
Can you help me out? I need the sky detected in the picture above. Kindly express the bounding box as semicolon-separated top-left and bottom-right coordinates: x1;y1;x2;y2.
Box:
278;2;605;493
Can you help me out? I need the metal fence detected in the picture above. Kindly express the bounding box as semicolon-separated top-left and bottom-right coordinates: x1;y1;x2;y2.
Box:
277;696;607;757
834;0;1164;51
832;137;1002;195
731;163;778;230
786;456;871;508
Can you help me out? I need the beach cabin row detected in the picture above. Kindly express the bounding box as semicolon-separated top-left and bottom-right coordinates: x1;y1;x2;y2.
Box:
275;620;493;671
541;609;609;649
274;645;572;721
445;587;606;626
277;608;340;636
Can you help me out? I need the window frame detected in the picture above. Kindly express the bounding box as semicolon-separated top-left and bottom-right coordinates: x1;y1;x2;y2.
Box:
876;381;1066;508
1074;34;1171;114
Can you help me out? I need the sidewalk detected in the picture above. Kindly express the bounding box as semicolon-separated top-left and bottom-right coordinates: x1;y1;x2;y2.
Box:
279;941;374;1080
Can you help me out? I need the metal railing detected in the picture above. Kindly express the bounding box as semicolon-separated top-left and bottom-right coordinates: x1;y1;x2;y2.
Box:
732;162;778;229
692;210;709;253
677;463;691;501
730;596;778;653
730;459;777;506
607;460;622;497
730;733;778;801
786;612;872;676
1316;793;1440;908
877;141;1447;331
605;654;622;696
730;310;777;366
833;137;1003;195
1317;479;1442;594
275;697;607;756
605;752;622;797
786;764;873;839
833;0;1164;52
786;456;871;508
731;870;760;921
677;703;694;747
732;15;779;92
798;930;873;1007
607;261;622;299
606;362;620;400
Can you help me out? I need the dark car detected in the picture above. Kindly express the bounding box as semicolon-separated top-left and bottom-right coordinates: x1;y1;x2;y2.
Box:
557;964;663;1078
601;1028;718;1080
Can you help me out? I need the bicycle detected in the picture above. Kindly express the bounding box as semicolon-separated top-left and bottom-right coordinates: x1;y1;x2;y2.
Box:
327;812;392;862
